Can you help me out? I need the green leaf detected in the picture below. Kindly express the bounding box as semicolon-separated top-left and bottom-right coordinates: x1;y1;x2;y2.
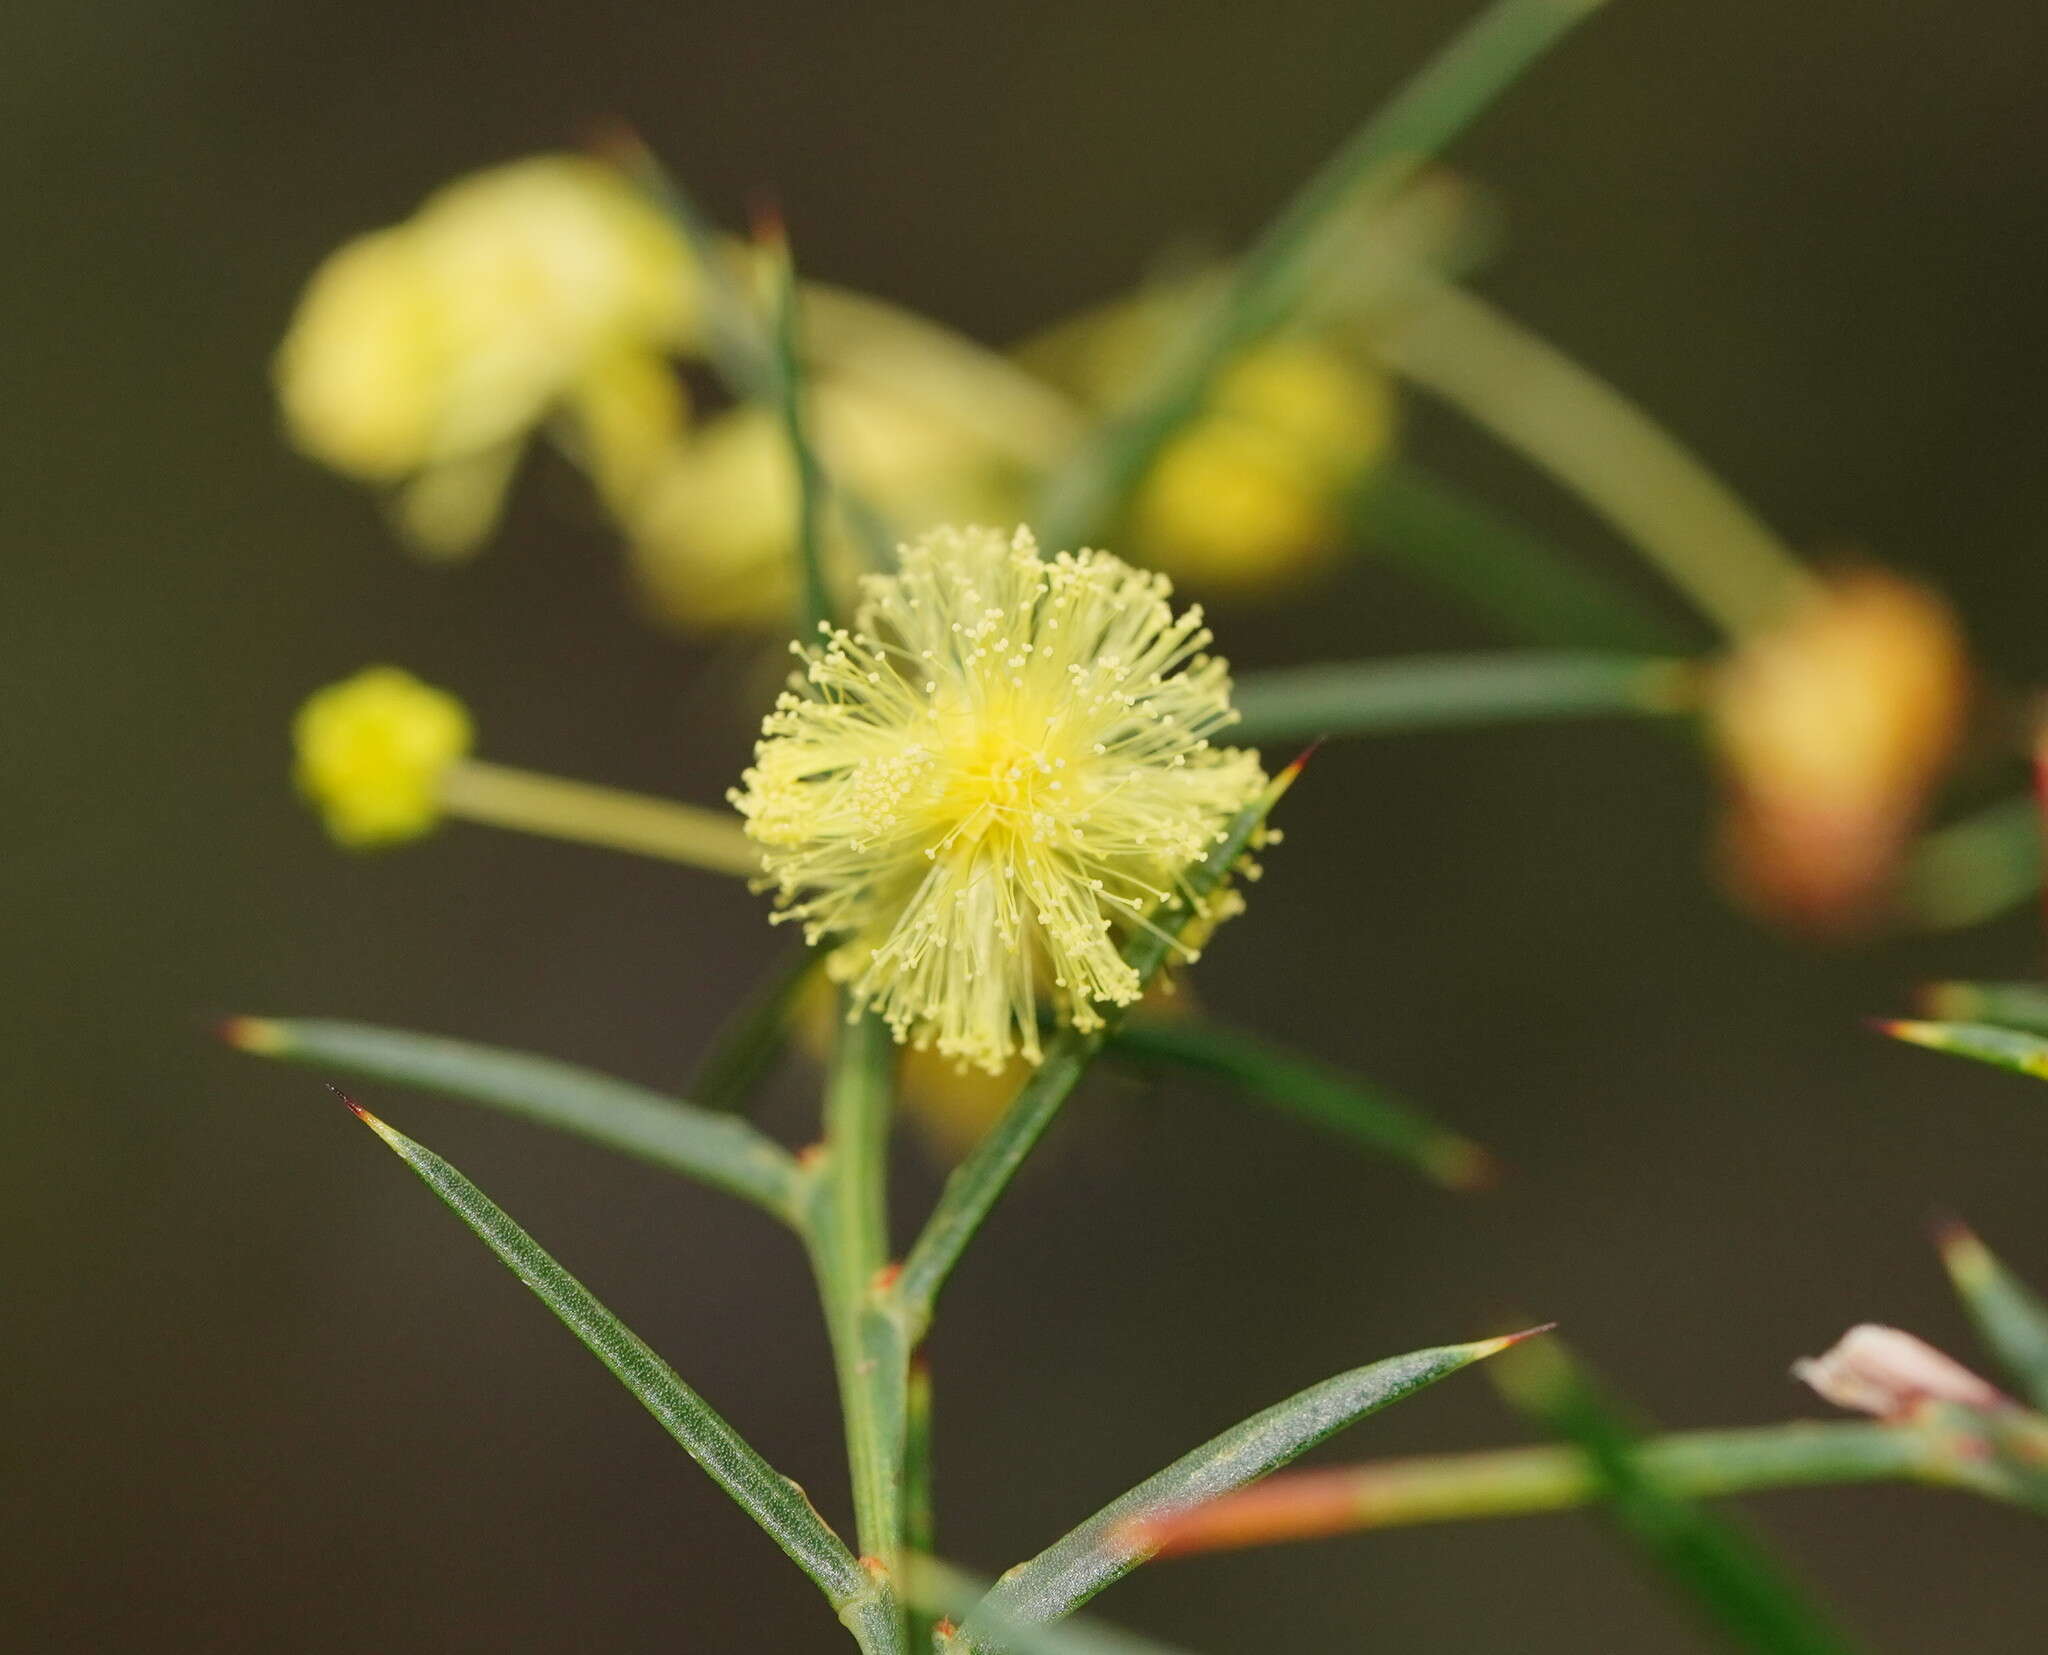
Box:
331;1092;898;1649
893;759;1303;1336
959;1332;1538;1647
1494;1341;1865;1655
1105;1015;1492;1190
1035;0;1614;551
1873;1018;2048;1082
224;1017;801;1220
690;949;821;1115
1899;793;2041;931
1938;1221;2048;1412
1359;462;1691;652
1228;650;1693;747
914;1561;1199;1655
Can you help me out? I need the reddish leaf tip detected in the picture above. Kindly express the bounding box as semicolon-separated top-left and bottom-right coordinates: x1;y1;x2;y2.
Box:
324;1082;373;1124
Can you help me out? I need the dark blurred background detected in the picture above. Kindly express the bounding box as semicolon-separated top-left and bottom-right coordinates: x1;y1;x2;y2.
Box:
10;2;2048;1648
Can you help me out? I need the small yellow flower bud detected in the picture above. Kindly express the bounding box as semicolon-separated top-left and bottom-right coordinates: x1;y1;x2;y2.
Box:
293;667;473;848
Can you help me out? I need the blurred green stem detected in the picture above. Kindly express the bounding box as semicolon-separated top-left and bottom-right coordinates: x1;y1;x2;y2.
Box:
1036;0;1614;550
768;227;837;636
1378;278;1817;639
1359;461;1691;651
1899;791;2041;930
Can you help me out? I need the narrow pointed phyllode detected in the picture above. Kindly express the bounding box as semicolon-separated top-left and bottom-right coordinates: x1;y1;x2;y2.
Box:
1870;1017;2048;1078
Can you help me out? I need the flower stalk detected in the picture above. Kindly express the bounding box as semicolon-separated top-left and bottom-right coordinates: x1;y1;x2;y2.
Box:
436;757;760;875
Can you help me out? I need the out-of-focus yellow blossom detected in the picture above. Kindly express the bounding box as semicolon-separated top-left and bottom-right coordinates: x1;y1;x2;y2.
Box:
624;381;1025;631
294;667;473;848
731;525;1266;1073
1709;568;1967;933
1125;341;1395;593
275;155;694;558
1025;285;1395;594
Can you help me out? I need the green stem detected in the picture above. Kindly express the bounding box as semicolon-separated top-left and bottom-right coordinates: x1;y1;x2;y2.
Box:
1137;1420;2023;1556
804;1007;911;1650
893;766;1299;1338
905;1356;938;1652
1377;278;1817;639
770;231;836;640
1359;461;1692;652
1036;0;1613;551
1228;650;1696;748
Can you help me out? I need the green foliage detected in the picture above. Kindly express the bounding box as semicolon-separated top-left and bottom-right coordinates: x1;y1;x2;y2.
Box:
1228;650;1690;749
1495;1342;1864;1655
1107;1013;1490;1188
226;1017;800;1218
334;1095;899;1647
960;1336;1534;1647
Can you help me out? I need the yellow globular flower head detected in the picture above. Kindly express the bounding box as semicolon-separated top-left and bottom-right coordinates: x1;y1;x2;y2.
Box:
275;156;693;558
1129;338;1395;594
730;525;1267;1073
293;667;473;848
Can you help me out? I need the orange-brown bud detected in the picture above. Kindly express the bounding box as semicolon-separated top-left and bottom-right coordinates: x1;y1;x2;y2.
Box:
1709;567;1967;933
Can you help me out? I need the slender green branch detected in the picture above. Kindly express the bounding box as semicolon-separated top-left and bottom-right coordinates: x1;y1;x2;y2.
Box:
1358;461;1692;651
1228;650;1696;748
1036;0;1614;551
893;762;1301;1340
1898;792;2040;931
1496;1341;1863;1655
1106;1014;1490;1189
1129;1419;2028;1557
914;1561;1198;1655
768;227;837;639
690;948;822;1115
801;1007;911;1651
224;1017;801;1220
905;1356;938;1652
334;1095;898;1648
1377;278;1816;638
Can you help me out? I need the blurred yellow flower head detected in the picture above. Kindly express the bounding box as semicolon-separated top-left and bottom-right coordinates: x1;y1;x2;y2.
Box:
731;525;1266;1072
625;381;1022;632
1709;567;1967;931
1029;290;1395;593
275;155;693;557
1130;339;1394;592
294;666;473;847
